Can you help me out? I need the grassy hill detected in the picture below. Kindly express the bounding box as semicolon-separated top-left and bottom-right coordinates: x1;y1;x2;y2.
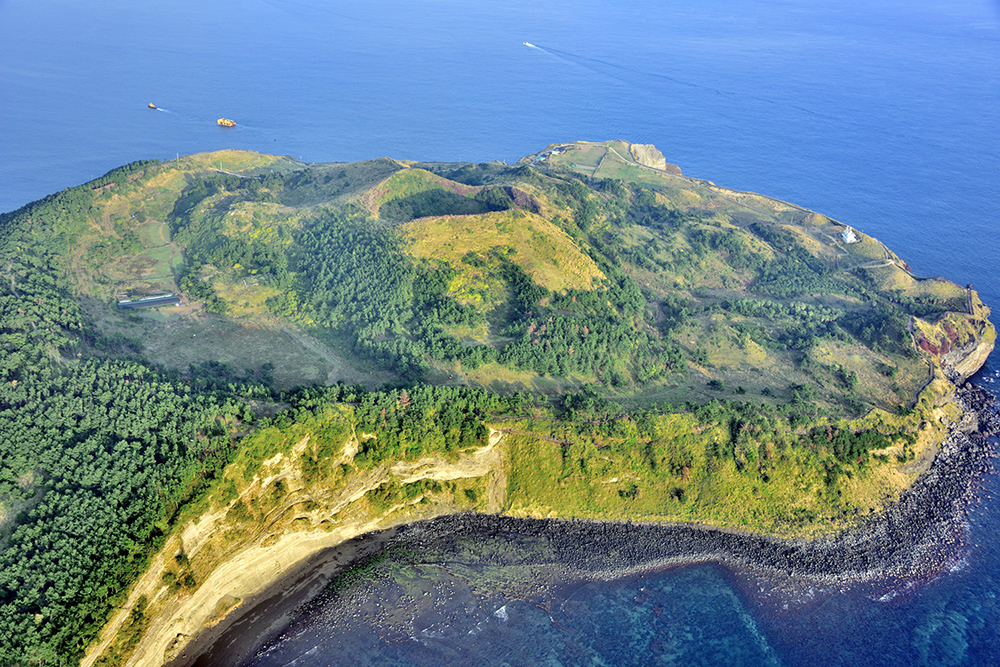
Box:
23;143;983;407
0;142;993;665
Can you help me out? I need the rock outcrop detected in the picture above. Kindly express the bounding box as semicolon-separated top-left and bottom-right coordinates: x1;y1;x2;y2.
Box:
629;143;682;175
943;329;995;383
934;292;995;384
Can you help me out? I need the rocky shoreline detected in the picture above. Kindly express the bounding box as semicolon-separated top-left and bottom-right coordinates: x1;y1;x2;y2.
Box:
194;384;998;666
384;384;999;585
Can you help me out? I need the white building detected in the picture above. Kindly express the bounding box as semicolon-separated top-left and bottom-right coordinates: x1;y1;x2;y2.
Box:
840;226;859;244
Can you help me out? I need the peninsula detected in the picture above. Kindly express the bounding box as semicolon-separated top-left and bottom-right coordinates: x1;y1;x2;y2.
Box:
0;141;992;666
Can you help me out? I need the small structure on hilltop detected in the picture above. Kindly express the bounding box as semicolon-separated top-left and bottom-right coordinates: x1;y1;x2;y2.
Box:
841;226;859;244
117;292;182;310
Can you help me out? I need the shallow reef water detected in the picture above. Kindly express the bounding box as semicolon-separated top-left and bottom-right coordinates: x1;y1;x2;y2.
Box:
247;560;783;667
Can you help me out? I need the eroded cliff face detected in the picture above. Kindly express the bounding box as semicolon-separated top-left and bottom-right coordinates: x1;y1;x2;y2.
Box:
944;330;995;382
83;431;506;667
915;290;995;384
628;143;683;175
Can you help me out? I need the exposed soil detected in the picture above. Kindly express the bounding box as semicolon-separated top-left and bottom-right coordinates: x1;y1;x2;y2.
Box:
178;385;997;667
83;431;507;667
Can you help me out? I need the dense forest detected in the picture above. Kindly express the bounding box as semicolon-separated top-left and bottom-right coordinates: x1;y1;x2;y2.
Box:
0;242;251;661
0;145;985;664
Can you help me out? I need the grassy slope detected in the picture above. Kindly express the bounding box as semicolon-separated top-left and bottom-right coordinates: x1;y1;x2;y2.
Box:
17;143;990;535
401;209;605;294
499;401;955;537
52;143;990;429
60;152;395;390
45;143;988;413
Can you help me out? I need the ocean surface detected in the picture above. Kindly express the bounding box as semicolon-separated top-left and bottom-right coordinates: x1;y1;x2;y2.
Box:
3;0;1000;664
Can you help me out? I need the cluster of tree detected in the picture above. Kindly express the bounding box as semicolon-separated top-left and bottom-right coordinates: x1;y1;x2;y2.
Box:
411;267;481;327
479;316;682;384
560;177;937;368
379;189;493;222
0;234;250;663
182;360;275;396
0;250;83;374
434;161;525;187
0;160;159;256
86;228;142;263
558;384;627;423
722;295;911;357
187;237;290;287
284;384;521;463
293;212;414;336
657;294;693;334
276;159;402;207
560;177;704;238
805;425;898;465
168;174;231;242
533;389;914;523
77;329;145;358
548;270;645;321
687;398;905;489
378;185;515;223
886;291;963;319
447;266;685;384
775;318;845;352
840;306;912;356
178;272;227;314
724;298;790;320
502;261;550;321
176;231;293;313
744;222;846;297
353;386;491;461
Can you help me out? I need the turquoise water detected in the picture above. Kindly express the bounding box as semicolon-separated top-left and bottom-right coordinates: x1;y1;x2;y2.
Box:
3;1;1000;664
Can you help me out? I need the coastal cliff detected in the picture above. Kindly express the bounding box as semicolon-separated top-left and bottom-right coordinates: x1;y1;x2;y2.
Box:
89;376;998;667
87;327;996;667
84;428;507;667
943;293;996;382
912;289;995;386
2;143;995;666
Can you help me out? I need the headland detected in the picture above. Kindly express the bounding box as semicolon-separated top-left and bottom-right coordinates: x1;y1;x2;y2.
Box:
1;142;992;666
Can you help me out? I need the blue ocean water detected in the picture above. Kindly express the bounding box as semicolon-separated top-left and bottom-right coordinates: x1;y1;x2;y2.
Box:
3;0;1000;664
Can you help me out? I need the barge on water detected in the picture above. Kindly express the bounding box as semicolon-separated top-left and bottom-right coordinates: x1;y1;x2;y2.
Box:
116;293;181;310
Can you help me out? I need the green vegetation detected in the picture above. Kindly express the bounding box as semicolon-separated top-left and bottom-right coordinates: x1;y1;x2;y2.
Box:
0;143;991;664
0;239;251;663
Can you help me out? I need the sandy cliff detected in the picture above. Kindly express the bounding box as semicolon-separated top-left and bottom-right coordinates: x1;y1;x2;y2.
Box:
83;431;505;667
